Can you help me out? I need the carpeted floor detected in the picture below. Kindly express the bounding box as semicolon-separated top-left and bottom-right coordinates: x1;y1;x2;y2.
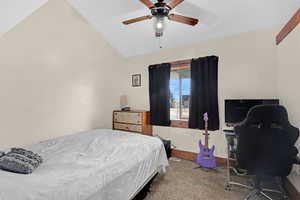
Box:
145;159;284;200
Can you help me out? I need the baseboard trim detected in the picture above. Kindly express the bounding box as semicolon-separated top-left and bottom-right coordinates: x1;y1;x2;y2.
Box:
171;149;227;167
284;178;300;200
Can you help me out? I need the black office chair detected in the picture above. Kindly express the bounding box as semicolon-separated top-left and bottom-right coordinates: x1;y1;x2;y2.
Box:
234;105;300;200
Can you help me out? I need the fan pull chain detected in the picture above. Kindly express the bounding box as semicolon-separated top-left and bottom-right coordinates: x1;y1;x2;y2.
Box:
157;36;163;49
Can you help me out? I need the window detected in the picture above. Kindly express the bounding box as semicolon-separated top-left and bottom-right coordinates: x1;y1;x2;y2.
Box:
170;68;191;122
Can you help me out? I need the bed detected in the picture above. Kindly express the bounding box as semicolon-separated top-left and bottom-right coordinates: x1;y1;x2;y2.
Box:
0;129;169;200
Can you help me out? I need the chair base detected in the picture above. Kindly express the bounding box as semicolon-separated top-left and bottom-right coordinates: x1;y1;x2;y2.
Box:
225;177;289;200
244;187;289;200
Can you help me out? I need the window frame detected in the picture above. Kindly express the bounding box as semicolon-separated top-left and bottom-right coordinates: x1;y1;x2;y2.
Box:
170;61;191;128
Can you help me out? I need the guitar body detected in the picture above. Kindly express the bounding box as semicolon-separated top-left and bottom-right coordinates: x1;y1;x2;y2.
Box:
196;112;217;169
197;140;217;169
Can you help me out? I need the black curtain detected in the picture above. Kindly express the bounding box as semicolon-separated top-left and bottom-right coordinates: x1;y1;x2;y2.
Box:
189;56;219;130
149;63;171;126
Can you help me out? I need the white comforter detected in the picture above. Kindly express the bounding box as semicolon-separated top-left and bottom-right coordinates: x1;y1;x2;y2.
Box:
0;129;168;200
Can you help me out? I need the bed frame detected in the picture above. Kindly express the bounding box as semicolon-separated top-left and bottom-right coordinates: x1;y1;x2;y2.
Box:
129;169;159;200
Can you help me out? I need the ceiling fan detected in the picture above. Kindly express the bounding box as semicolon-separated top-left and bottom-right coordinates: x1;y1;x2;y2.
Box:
122;0;199;37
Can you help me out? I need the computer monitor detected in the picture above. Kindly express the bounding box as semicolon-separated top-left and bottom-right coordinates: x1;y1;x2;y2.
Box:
225;99;280;125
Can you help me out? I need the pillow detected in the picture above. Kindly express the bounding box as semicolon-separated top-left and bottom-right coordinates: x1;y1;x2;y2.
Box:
0;148;43;174
11;148;43;164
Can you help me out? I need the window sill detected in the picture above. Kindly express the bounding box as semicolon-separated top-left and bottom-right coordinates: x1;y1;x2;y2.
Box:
170;120;189;128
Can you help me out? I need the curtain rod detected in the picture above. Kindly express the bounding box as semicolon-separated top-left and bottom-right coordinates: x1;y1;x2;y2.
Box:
151;59;192;67
150;56;218;69
170;59;191;67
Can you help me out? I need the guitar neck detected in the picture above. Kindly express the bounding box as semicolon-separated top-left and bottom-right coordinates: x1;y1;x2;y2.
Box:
204;121;209;149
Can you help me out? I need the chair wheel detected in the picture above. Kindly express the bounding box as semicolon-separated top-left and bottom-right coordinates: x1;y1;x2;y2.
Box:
225;183;231;191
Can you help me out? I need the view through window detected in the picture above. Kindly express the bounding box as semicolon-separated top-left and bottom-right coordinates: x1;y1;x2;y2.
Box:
170;68;191;121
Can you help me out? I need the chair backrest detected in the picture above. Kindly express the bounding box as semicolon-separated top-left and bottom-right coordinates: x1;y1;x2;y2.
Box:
234;105;299;177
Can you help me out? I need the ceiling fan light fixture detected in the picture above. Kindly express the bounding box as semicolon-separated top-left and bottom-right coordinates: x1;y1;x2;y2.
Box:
153;15;166;37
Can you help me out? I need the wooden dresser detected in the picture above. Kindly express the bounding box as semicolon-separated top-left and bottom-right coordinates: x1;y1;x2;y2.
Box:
113;110;152;136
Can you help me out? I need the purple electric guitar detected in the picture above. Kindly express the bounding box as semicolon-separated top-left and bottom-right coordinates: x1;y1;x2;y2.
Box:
197;113;217;169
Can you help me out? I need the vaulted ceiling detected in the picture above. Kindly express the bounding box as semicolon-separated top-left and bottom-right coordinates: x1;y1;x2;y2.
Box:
0;0;299;57
0;0;48;36
68;0;300;57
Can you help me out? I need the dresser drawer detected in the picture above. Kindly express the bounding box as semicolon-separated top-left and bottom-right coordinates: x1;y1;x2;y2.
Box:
114;123;142;133
114;112;142;124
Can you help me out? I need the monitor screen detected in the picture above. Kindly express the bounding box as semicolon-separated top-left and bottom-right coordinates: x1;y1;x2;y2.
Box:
225;99;280;125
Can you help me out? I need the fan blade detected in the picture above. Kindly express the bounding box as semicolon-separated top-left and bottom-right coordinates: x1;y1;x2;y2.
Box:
167;0;184;10
168;14;199;26
139;0;155;9
122;16;152;25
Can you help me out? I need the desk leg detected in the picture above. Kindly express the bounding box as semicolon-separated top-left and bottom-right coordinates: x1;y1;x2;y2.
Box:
225;142;232;190
225;137;252;191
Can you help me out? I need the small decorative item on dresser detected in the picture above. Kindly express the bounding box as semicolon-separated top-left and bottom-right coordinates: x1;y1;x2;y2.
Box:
132;74;141;87
120;95;130;111
113;110;152;136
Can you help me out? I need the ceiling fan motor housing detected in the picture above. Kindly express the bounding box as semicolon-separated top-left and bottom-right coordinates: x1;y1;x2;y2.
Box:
151;2;170;17
151;7;169;17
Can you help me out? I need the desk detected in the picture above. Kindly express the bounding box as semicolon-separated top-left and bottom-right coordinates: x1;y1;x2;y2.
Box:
223;128;252;191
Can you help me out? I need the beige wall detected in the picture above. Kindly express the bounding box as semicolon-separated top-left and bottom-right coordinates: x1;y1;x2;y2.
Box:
119;28;279;158
277;24;300;191
0;0;123;148
0;0;298;192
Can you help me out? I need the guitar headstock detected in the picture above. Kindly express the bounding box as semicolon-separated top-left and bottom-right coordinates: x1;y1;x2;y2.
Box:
203;112;209;122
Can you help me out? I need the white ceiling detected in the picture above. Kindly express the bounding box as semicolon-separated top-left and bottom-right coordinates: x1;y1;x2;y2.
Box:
0;0;299;57
67;0;300;57
0;0;48;36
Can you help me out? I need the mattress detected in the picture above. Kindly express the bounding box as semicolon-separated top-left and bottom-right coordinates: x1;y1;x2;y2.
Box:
0;129;169;200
